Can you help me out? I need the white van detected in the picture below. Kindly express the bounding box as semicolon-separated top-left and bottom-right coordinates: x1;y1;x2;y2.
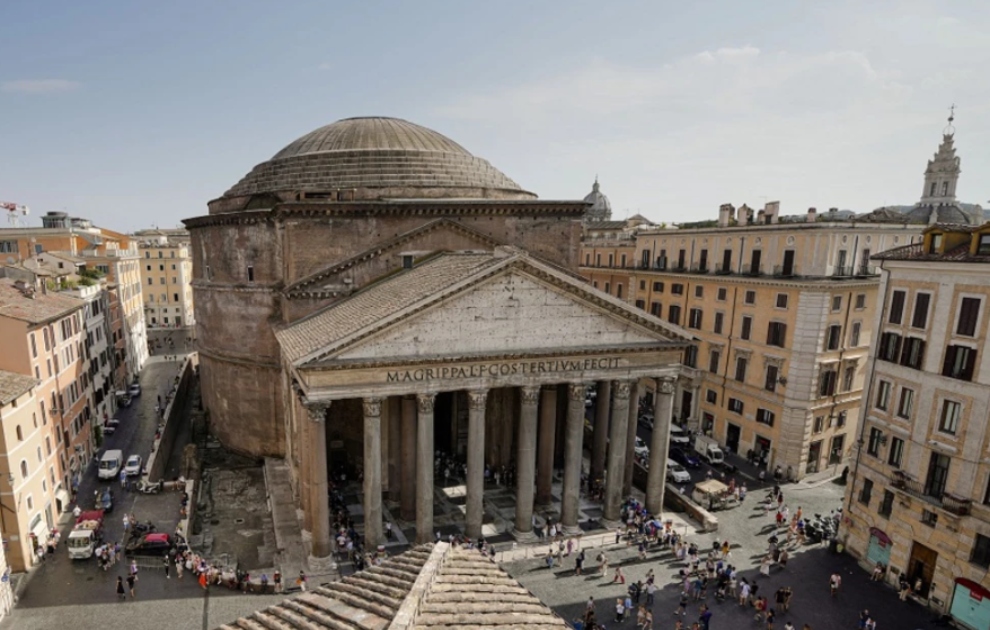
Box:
669;425;690;445
98;449;123;480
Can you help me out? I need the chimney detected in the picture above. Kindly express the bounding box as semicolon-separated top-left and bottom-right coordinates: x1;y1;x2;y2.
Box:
718;204;733;228
765;201;780;224
757;210;766;224
738;205;749;227
807;207;817;223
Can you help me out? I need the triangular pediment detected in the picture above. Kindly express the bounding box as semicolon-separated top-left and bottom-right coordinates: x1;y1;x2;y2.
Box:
282;251;691;367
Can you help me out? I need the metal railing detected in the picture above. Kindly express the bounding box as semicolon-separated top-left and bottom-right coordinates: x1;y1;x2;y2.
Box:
856;265;879;277
891;473;972;515
741;264;763;277
714;264;733;276
772;265;796;278
832;266;854;277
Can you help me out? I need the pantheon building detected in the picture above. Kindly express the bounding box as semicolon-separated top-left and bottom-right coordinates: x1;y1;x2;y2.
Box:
184;117;690;566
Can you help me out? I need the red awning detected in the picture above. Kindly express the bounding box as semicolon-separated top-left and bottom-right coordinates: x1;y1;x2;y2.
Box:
868;527;892;546
955;577;990;600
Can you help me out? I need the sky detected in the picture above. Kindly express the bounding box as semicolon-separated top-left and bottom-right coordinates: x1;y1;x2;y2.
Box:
1;0;989;231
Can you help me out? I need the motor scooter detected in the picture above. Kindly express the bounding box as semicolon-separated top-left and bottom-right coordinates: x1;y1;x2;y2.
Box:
136;479;162;494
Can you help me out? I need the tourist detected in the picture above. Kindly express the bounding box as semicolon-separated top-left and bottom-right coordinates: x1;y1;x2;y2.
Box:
115;576;125;600
829;572;841;597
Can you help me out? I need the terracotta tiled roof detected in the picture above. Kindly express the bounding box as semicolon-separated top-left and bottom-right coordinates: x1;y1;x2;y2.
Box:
0;278;84;324
0;370;38;406
413;546;567;629
216;544;567;630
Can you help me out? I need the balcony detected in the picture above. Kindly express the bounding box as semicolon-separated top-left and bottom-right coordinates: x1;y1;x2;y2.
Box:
856;265;880;277
772;265;796;278
741;264;763;277
891;471;972;515
714;264;733;276
832;266;854;277
670;264;688;273
689;265;709;274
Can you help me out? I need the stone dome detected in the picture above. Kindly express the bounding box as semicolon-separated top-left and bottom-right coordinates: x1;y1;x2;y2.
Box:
583;178;612;222
222;117;535;201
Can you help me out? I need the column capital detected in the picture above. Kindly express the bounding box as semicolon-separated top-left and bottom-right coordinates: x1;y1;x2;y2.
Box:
416;392;436;414
520;386;540;405
612;380;632;400
657;376;676;395
467;389;488;410
567;382;587;402
363;397;382;418
304;401;330;423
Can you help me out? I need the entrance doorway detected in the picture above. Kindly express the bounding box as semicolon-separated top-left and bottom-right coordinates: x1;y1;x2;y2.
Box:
908;541;938;598
680;390;693;423
807;440;822;474
829;434;845;465
725;423;740;453
754;435;772;468
433;391;456;455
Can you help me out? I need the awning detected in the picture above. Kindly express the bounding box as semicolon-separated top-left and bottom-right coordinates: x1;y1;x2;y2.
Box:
55;489;70;507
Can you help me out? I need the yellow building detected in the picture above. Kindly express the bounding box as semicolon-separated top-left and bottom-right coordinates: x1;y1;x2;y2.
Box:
843;223;990;629
138;236;194;329
583;202;924;479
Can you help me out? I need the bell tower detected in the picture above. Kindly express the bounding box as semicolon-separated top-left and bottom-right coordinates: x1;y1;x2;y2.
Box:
919;106;961;207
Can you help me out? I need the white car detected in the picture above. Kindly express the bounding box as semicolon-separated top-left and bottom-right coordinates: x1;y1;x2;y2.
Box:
634;437;650;458
128;383;142;397
669;425;691;445
667;462;691;483
123;455;143;477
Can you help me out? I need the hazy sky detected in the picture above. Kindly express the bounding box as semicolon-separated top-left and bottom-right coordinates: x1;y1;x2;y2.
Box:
1;0;988;231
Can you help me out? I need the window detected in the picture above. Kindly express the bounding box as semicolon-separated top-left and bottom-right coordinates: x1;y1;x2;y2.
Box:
813;416;824;434
30;334;37;358
147;278;153;286
741;316;752;340
19;460;27;478
938;400;961;434
889;290;906;324
875;380;891;410
694;285;703;298
713;312;724;334
956;297;981;336
247;266;254;282
978;234;990;255
756;408;775;426
653;281;664;292
855;294;866;309
899;337;925;370
972;534;990;568
867;428;883;457
604;282;611;294
705;389;717;404
836;411;847;428
585;253;591;266
924;452;950;498
831;295;842;312
668;305;681;326
671;283;684;295
159;277;166;285
767;322;787;347
15;426;23;441
841;365;855;392
688;308;703;329
716;287;727;301
639;280;646;291
985;475;990;505
616;284;623;299
765;364;779;392
596;254;601;267
879;490;894;518
734;356;748;382
650;302;661;317
929;233;943;253
683;346;698;368
775;294;788;308
888;437;904;468
708;350;720;374
896;388;914;419
635;299;646;310
878;332;902;362
921;509;938;527
819;368;837;397
859;478;873;505
607;254;614;267
173;293;179;302
744;290;756;305
727;398;743;414
850;322;861;347
620;254;627;267
825;325;842;350
639;250;648;268
942;345;977;381
911;293;931;329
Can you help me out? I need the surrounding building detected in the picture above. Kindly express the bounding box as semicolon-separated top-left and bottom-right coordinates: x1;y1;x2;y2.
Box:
185;116;690;567
137;234;195;329
0;279;87;558
843;222;990;630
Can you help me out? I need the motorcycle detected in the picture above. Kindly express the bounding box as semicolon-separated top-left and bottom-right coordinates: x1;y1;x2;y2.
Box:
136;479;162;494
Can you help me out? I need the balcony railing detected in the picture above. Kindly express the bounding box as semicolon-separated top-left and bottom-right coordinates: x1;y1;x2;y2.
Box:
689;265;709;274
714;264;733;276
671;264;688;273
772;265;796;278
741;264;763;277
856;265;880;277
832;266;854;277
891;471;972;515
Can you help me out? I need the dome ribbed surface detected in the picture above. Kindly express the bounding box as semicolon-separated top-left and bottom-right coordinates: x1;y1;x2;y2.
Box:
224;117;533;199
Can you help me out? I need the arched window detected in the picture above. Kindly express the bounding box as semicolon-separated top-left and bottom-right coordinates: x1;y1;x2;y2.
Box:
942;181;949;196
15;426;23;441
19;460;28;479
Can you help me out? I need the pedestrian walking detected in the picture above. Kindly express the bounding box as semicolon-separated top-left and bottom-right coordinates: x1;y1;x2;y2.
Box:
829;572;841;597
613;566;625;584
385;521;393;540
120;469;128;490
274;570;282;593
116;576;125;600
176;555;184;579
163;554;170;578
126;573;137;598
699;604;712;630
298;570;307;591
129;559;138;576
614;598;626;623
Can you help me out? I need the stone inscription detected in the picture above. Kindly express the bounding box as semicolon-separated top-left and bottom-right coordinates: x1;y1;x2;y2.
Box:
386;357;622;383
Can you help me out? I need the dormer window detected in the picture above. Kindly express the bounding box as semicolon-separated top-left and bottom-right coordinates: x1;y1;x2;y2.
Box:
929;233;942;254
978;234;990;255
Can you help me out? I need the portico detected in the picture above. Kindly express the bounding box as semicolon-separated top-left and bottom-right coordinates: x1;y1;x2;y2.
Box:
277;248;689;560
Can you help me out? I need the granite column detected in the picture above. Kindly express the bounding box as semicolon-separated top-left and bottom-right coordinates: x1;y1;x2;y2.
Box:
560;383;586;533
603;380;631;524
536;387;557;507
646;377;676;515
363;397;383;549
415;393;436;544
513;386;540;539
465;389;488;539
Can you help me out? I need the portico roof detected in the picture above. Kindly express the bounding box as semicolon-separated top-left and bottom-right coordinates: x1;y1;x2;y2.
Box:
275;247;692;368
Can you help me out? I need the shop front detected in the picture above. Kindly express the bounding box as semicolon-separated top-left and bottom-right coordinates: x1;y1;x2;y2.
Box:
950;578;990;630
865;527;892;568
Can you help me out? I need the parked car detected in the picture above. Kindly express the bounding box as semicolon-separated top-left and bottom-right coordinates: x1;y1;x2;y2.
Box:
670;447;701;468
125;532;173;556
638;413;654;429
669;424;691;445
633;436;650;458
666;462;691;483
128;383;142;397
123;454;143;477
94;488;114;513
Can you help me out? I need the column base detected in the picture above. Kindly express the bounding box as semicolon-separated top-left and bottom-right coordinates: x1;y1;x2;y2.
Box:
600;518;623;532
511;527;538;544
307;553;337;575
562;524;583;536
